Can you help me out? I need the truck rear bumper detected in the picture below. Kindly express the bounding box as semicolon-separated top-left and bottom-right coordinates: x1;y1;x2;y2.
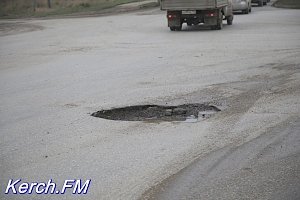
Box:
167;10;219;27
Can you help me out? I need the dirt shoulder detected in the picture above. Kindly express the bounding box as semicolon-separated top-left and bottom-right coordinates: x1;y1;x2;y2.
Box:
273;0;300;9
0;0;159;19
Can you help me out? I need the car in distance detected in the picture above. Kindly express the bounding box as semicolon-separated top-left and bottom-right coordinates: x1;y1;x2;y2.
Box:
251;0;267;7
232;0;251;14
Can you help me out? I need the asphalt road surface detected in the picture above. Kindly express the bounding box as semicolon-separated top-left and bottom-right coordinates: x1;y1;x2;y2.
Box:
1;4;300;200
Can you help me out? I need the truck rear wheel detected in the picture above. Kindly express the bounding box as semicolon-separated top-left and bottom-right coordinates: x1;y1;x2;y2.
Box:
216;22;223;30
243;8;249;14
170;25;182;31
211;23;222;30
215;11;223;30
227;15;233;25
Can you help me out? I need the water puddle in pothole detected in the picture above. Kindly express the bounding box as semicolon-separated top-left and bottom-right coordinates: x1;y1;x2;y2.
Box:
91;103;220;123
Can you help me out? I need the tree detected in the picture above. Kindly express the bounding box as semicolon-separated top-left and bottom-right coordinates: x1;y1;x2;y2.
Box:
47;0;51;8
33;0;37;11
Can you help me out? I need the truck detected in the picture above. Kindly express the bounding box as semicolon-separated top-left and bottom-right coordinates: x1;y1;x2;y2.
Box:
160;0;234;31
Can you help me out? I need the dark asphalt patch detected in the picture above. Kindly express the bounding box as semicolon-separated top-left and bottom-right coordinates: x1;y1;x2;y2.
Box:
91;103;220;122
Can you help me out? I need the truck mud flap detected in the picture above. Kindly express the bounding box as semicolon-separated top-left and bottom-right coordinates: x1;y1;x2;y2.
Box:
168;19;181;27
203;10;218;26
204;17;218;25
167;11;182;27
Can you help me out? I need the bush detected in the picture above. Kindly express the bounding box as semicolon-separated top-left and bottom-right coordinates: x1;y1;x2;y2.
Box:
79;3;90;8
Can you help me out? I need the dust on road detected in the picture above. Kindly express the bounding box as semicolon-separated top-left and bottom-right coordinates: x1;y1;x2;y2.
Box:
0;22;44;36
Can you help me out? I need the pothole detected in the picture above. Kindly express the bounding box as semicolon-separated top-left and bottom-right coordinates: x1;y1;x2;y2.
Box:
91;103;221;122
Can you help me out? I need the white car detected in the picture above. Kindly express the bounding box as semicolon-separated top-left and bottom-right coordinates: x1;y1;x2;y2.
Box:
251;0;267;7
232;0;251;14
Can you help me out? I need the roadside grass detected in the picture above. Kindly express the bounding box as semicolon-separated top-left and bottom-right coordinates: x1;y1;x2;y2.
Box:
273;0;300;9
0;0;146;19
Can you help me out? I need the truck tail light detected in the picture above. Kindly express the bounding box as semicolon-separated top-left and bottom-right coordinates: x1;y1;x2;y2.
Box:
205;11;216;17
167;14;176;19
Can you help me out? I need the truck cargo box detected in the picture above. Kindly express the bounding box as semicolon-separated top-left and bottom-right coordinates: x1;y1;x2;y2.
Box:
161;0;228;10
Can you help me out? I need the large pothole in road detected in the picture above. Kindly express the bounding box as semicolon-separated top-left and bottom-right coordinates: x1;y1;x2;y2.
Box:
91;103;221;122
